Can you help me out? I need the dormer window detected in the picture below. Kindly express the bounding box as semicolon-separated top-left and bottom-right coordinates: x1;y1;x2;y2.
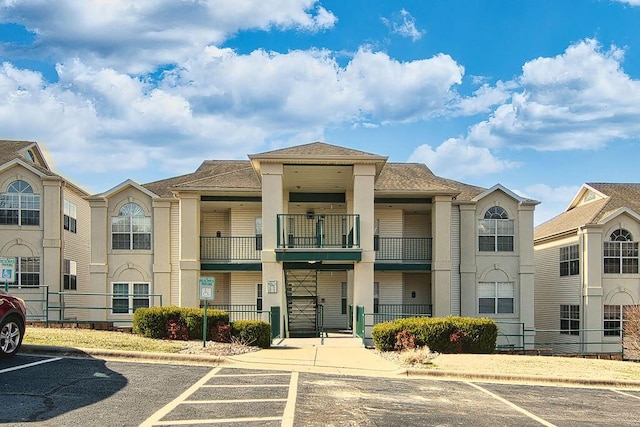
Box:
0;180;40;226
111;203;151;250
478;206;514;252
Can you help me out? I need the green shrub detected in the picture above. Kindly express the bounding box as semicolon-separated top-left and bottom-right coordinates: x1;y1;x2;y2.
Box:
371;316;497;354
132;306;229;341
232;320;271;348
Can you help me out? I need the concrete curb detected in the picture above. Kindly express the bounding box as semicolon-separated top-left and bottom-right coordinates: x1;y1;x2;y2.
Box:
19;344;640;388
20;344;227;365
402;368;640;388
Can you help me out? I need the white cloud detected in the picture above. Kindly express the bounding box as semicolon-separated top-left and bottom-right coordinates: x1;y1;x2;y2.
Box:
382;9;425;42
613;0;640;6
408;138;520;179
465;38;640;151
0;43;466;190
0;0;337;73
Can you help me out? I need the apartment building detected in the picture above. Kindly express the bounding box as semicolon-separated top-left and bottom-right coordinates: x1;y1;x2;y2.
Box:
534;183;640;353
0;140;90;321
85;142;537;344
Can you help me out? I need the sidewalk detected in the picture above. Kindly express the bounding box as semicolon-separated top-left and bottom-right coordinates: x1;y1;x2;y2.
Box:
226;334;404;377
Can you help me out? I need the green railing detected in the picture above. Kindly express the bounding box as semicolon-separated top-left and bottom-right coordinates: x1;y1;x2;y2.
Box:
277;214;360;248
209;304;269;322
200;236;261;261
375;237;432;261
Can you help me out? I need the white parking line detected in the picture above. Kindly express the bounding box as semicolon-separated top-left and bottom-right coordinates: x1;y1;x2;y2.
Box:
0;357;62;374
612;389;640;400
139;367;222;427
282;371;299;427
139;368;296;427
465;382;557;427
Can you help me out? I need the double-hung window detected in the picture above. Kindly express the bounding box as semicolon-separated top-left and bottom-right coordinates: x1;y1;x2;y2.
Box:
560;245;579;276
256;283;263;311
560;304;580;335
64;200;77;233
63;259;77;290
478;206;514;252
478;282;515;314
12;256;40;288
0;180;40;226
112;283;150;314
603;229;638;274
111;203;151;250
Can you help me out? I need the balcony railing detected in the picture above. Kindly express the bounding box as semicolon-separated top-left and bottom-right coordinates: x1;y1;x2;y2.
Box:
375;237;432;261
200;236;261;261
277;214;360;249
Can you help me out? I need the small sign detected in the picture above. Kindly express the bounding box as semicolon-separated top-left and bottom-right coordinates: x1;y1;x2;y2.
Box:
199;277;215;301
267;280;278;294
0;257;16;283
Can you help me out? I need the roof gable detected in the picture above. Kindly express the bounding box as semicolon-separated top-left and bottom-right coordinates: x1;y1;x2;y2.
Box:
472;184;539;205
251;141;385;159
96;179;159;200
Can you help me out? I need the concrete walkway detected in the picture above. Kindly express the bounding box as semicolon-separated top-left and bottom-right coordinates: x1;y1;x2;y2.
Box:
226;333;404;377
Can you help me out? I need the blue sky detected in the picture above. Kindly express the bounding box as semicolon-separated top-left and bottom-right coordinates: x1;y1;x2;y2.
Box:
2;0;640;225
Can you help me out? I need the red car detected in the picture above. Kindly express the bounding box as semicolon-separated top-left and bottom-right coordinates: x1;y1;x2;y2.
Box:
0;289;27;358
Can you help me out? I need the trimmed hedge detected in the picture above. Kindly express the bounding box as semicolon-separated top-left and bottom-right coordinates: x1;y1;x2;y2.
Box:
133;306;229;340
232;320;271;349
371;316;497;354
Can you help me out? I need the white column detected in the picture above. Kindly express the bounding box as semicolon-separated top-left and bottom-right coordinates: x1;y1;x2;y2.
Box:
152;199;172;307
179;193;200;307
431;195;452;317
459;203;476;317
581;225;603;353
352;164;375;339
260;163;286;336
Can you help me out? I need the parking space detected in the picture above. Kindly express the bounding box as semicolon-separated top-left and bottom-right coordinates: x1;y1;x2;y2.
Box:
140;368;297;426
2;355;640;426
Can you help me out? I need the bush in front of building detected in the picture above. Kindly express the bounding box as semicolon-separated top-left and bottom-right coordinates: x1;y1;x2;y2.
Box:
231;320;271;349
132;306;229;341
371;316;497;354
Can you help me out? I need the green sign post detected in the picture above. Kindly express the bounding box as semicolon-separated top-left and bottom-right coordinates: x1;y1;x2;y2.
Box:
198;277;215;348
1;257;16;291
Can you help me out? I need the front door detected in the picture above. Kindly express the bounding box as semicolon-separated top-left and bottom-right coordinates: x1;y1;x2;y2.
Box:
285;269;318;337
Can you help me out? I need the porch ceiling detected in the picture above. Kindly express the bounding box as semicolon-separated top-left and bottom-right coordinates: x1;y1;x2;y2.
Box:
283;165;353;192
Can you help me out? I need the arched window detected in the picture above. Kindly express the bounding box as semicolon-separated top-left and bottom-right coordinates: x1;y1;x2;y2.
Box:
478;206;514;252
0;180;40;226
111;203;151;250
604;229;638;274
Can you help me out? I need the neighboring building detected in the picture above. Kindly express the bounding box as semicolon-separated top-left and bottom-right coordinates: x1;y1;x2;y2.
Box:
0;140;90;321
534;183;640;353
87;142;538;345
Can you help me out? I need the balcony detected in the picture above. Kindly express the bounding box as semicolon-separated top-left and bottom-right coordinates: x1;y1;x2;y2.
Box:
375;237;432;261
200;236;261;262
276;213;361;262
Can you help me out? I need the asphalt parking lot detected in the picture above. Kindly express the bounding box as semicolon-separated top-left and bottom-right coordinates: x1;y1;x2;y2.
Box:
2;354;639;426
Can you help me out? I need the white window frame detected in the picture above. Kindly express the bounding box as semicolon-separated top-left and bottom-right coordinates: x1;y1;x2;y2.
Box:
560;304;580;335
478;207;514;252
63;259;77;290
256;283;263;311
0;180;40;226
64;199;77;233
12;256;40;288
478;281;515;315
111;282;150;314
603;229;638;274
560;245;579;277
111;203;152;250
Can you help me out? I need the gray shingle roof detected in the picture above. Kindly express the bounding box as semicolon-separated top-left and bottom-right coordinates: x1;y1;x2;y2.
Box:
0;139;57;177
534;183;640;241
251;141;385;159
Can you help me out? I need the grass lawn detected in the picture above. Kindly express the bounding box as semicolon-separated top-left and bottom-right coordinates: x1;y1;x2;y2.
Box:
23;327;184;353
